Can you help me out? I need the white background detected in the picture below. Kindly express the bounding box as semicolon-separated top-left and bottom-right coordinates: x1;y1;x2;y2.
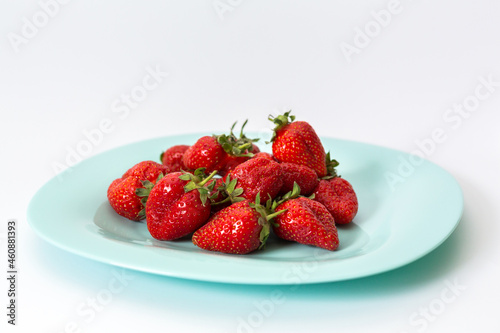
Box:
1;0;500;332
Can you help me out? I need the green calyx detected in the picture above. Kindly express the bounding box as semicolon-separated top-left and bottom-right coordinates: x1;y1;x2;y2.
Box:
249;192;287;250
215;120;260;157
267;110;295;143
209;175;245;206
322;151;340;179
179;168;218;206
274;182;302;208
274;180;316;207
135;172;164;218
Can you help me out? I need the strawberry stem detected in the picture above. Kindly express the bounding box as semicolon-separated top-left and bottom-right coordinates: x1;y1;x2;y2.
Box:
237;142;252;151
249;192;288;249
275;182;301;207
239;119;248;138
198;170;218;187
215;120;260;157
266;209;287;221
180;168;219;206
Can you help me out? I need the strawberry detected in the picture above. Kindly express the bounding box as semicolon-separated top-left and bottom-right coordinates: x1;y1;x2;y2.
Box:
192;194;284;254
107;161;167;221
269;111;327;177
146;168;216;240
182;136;226;174
279;162;319;196
273;185;339;251
218;143;260;176
160;144;190;172
252;152;276;161
228;157;283;202
183;121;260;176
313;177;358;225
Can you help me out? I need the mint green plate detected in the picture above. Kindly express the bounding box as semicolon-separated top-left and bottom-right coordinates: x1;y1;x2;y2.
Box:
27;134;463;285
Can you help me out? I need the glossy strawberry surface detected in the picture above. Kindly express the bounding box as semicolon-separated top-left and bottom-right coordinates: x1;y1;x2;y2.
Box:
161;144;189;172
229;157;283;202
272;120;327;177
107;161;167;221
182;136;227;174
146;172;211;240
192;200;264;254
273;196;339;251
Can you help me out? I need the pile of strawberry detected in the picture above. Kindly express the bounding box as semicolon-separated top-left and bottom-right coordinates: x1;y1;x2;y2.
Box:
107;112;358;254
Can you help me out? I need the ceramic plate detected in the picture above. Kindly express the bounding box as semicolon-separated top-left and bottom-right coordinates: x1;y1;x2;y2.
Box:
27;133;463;285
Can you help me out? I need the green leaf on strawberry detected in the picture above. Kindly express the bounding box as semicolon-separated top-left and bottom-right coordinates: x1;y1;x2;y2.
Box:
179;168;218;206
215;120;260;158
135;175;164;219
323;151;340;179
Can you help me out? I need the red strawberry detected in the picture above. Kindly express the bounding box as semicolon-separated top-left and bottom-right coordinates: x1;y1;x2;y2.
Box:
219;143;260;176
279;162;319;196
182;121;260;176
107;161;167;221
192;195;284;254
228;157;283;202
160;144;189;172
273;189;339;251
120;160;167;180
269;111;327;177
182;136;226;174
146;168;216;240
313;177;358;225
252;152;276;161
